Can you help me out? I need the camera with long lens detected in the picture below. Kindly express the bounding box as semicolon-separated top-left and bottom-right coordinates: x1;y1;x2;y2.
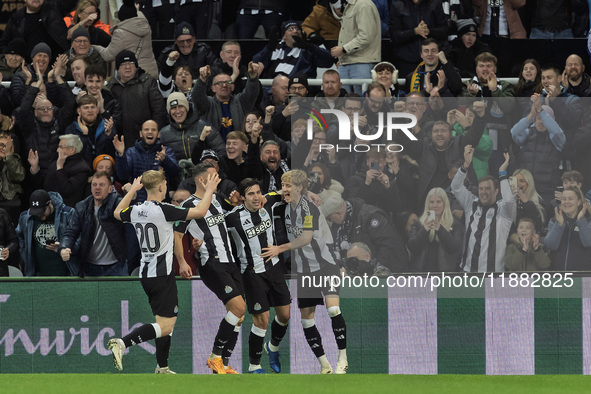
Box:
344;257;376;276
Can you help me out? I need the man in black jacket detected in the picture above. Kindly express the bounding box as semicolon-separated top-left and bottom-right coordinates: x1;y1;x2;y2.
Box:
156;22;217;78
43;134;91;208
389;0;449;77
321;194;408;273
59;172;127;276
106;50;167;150
0;0;68;62
20;74;77;191
209;41;249;95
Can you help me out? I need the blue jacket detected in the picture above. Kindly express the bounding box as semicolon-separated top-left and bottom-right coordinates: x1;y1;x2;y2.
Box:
65;118;116;167
60;192;126;276
16;192;77;277
115;138;180;202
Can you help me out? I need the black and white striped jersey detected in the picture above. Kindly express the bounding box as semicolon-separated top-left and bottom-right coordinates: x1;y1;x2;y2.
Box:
451;167;516;272
285;195;336;273
174;194;234;266
226;204;278;274
120;200;189;278
264;192;289;247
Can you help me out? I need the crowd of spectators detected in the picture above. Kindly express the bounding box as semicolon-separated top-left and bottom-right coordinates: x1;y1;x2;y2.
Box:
0;0;590;277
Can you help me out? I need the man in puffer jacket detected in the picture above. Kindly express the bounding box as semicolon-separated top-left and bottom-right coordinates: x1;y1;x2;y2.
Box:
113;119;180;202
159;93;225;161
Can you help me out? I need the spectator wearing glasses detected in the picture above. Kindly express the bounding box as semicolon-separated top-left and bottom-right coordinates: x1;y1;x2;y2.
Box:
43;134;92;208
210;41;249;95
193;61;262;142
105;50;167;149
18;65;77;191
95;0;158;77
253;20;334;79
157;22;216;80
65;26;107;79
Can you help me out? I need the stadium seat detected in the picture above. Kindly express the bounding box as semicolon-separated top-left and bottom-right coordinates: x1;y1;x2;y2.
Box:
8;266;23;277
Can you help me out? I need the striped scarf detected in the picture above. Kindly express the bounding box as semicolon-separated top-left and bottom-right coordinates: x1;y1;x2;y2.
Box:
268;41;302;76
409;62;426;92
267;160;291;192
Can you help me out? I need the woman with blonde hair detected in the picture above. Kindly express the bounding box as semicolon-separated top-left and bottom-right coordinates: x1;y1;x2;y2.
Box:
545;186;591;271
407;187;464;272
511;168;548;232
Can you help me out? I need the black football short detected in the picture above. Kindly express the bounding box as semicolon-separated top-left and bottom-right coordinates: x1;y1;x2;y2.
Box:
297;263;340;309
141;273;179;318
242;264;291;314
199;261;245;304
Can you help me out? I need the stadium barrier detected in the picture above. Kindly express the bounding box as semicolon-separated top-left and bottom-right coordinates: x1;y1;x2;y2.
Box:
1;277;590;374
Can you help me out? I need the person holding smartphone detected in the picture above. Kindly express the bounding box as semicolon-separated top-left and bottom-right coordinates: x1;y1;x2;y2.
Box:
407;187;465;272
15;189;77;276
545;187;591;271
346;148;403;218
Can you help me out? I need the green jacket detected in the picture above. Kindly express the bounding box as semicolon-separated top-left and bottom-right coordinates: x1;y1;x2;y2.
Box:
0;154;24;200
0;55;18;80
452;123;492;179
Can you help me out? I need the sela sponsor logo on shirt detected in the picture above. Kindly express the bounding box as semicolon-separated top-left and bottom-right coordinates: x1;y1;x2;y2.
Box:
245;219;272;239
287;224;303;237
307;106;418;153
206;213;225;227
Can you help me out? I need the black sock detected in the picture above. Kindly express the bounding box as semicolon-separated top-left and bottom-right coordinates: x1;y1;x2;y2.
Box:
303;325;325;358
270;318;288;348
155;335;171;368
222;328;239;366
212;318;235;356
248;329;265;365
331;313;347;350
122;324;157;348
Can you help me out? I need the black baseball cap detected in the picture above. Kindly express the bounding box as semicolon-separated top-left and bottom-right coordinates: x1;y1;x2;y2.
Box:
29;189;51;217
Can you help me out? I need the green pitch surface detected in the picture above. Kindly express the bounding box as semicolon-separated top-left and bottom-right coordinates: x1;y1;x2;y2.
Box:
1;374;589;394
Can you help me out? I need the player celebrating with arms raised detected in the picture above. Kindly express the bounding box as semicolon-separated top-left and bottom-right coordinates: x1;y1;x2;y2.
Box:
108;168;219;373
174;162;246;374
262;170;348;374
226;178;291;373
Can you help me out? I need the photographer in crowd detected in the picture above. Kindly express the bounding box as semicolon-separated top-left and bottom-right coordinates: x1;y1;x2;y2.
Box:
321;192;408;274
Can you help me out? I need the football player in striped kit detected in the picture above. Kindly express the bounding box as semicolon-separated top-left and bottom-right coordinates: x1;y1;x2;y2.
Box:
226;178;291;373
174;162;246;374
108;168;219;373
262;170;348;374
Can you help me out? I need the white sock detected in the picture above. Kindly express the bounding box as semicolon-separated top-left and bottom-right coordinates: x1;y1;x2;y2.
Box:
338;349;347;361
268;342;279;352
275;315;288;327
318;354;330;367
209;353;221;360
249;364;262;371
151;323;162;338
